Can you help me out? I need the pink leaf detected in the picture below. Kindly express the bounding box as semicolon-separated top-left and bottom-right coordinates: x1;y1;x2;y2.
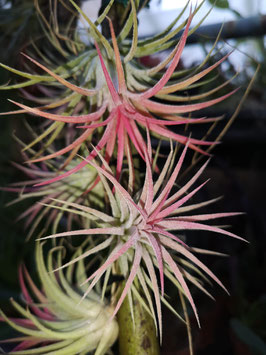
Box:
8;99;106;124
151;226;188;248
40;227;124;240
139;89;238;114
29;127;93;163
108;18;126;94
21;53;97;97
142;248;162;342
12;339;44;351
162;247;200;327
116;111;125;180
160;235;228;293
155;180;210;221
174;212;243;221
149;123;215;154
82;230;139;296
111;243;142;319
145;232;164;296
34;114;116;186
150;140;189;219
158;51;233;95
164;159;210;208
135;12;193;100
159;219;247;242
122;114;146;160
95;42;120;105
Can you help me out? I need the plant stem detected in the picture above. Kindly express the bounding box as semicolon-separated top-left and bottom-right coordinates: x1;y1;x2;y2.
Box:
117;290;160;355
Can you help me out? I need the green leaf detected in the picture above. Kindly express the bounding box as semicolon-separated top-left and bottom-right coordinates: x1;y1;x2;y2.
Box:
208;0;229;8
230;318;266;354
101;0;130;8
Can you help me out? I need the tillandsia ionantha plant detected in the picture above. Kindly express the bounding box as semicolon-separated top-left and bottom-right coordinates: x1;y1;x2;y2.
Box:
2;137;104;239
0;0;250;354
0;242;119;354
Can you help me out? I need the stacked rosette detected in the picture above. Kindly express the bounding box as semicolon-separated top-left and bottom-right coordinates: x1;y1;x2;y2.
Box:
0;0;244;352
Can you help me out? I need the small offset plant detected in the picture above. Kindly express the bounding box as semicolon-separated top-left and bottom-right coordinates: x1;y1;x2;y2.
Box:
0;243;118;354
0;0;250;354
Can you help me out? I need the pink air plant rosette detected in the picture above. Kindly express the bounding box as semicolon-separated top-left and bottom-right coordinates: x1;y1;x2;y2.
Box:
38;137;246;340
1;3;236;187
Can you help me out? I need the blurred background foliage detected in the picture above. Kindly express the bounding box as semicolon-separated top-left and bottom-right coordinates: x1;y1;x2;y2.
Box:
0;0;265;354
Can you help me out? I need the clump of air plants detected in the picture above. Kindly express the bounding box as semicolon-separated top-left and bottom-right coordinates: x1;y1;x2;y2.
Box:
0;242;118;354
0;0;246;354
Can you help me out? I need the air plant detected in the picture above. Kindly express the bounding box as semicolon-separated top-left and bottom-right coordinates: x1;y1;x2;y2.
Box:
1;0;236;186
2;146;104;238
38;138;245;340
0;242;118;354
0;0;246;354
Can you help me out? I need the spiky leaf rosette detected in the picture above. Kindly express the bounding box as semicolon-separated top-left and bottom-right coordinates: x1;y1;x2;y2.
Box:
1;1;237;185
0;242;118;354
2;147;104;239
39;140;245;338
